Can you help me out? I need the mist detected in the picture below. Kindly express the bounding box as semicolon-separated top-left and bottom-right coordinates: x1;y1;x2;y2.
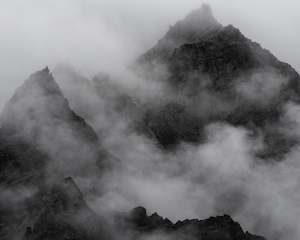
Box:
1;0;300;109
1;1;300;240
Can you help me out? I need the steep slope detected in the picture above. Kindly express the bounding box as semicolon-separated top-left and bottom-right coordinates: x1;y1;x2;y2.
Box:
0;68;105;239
53;64;143;137
0;67;102;181
1;67;98;144
137;5;300;158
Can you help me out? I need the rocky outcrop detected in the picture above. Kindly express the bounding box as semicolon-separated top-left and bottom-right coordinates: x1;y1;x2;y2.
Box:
115;206;266;240
23;183;266;240
1;5;295;240
138;4;223;67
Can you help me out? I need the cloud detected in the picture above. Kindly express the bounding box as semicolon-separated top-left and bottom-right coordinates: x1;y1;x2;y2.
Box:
235;68;288;106
1;1;300;240
0;0;300;110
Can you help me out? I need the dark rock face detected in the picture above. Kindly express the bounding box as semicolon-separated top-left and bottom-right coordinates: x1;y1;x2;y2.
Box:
168;24;300;96
144;103;203;147
116;207;266;240
23;183;266;240
22;177;111;240
137;5;300;158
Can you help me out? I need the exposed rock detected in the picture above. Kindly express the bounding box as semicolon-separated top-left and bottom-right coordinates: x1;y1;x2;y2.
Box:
136;5;300;158
117;207;266;240
22;183;267;240
0;5;295;240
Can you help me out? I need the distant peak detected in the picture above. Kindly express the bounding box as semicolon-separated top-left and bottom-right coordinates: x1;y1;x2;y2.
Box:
136;4;222;66
42;66;50;74
30;66;52;80
182;4;219;27
186;4;213;20
202;3;212;12
23;67;63;97
146;4;222;55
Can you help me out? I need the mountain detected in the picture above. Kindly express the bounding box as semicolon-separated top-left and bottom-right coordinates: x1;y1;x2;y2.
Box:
2;4;297;240
138;4;222;67
116;206;266;240
23;177;111;240
0;67;103;183
53;64;144;140
1;67;98;144
137;5;300;158
23;180;265;240
0;68;106;239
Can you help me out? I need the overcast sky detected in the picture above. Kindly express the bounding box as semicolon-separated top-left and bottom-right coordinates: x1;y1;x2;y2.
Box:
0;0;299;108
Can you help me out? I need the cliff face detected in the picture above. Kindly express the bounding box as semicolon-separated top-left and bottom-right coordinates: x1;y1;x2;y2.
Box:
136;5;300;159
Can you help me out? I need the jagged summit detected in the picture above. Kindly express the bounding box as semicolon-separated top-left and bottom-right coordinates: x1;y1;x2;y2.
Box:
1;67;98;141
135;5;300;157
42;66;50;73
8;67;63;105
178;4;219;31
138;4;222;65
187;4;212;16
164;4;222;46
119;206;266;240
0;67;101;186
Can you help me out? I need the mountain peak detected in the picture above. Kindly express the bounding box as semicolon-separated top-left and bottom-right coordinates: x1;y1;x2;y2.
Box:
183;4;215;25
165;4;221;40
1;67;65;131
42;66;50;73
0;67;100;179
137;5;222;66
